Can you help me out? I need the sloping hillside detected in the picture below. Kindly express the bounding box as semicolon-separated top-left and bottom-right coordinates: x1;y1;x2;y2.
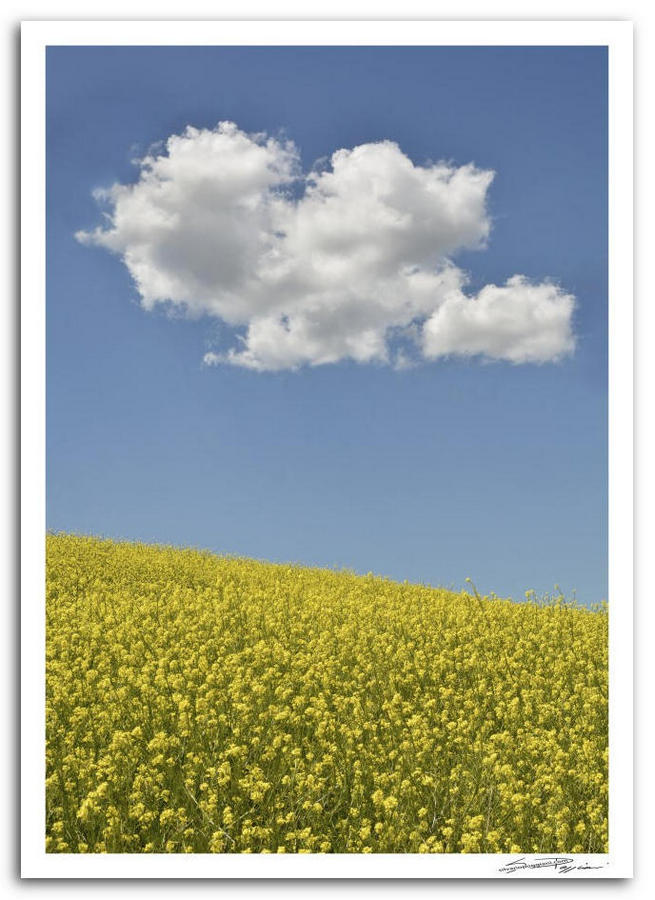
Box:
46;533;608;853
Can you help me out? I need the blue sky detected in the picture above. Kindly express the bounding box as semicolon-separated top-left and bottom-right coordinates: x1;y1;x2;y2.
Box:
46;46;607;603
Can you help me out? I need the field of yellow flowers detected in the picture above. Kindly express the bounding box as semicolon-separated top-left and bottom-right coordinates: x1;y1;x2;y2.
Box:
46;533;608;854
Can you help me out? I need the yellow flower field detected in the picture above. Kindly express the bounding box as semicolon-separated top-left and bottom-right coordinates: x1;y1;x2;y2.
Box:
46;533;608;854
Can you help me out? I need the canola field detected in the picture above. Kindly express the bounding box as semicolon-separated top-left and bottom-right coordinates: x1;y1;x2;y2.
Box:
46;533;608;854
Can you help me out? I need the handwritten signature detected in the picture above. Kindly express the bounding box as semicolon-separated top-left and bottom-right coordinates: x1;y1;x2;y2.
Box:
498;856;607;875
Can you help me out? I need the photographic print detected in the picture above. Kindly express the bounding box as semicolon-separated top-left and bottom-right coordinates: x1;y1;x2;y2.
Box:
21;20;633;878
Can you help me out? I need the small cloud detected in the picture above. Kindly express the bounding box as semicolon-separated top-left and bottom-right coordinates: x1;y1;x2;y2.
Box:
77;121;575;372
422;276;576;364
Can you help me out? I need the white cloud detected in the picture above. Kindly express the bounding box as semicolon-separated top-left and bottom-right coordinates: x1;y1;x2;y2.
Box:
77;121;576;371
422;276;576;364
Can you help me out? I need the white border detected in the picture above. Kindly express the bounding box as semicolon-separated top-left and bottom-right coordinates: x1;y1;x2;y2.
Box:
21;19;633;879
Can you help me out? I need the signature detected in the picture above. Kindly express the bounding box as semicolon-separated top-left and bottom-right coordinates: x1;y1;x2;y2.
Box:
498;856;607;875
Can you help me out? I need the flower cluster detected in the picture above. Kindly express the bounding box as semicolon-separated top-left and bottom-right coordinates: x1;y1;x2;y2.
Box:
46;534;608;854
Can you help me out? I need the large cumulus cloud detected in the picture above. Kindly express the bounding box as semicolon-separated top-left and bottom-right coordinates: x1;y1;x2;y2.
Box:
77;121;575;371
